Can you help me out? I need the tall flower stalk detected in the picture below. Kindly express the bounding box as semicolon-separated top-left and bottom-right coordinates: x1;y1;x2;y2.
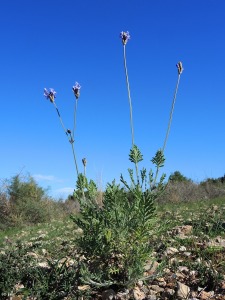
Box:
43;88;79;176
120;31;140;181
153;62;183;187
120;31;134;147
72;82;81;140
162;62;184;153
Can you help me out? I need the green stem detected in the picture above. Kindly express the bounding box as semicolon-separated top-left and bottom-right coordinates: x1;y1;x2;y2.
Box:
123;45;135;147
71;142;79;177
53;102;79;177
153;73;181;187
162;73;181;154
53;102;68;136
123;45;139;182
153;166;160;189
73;99;78;140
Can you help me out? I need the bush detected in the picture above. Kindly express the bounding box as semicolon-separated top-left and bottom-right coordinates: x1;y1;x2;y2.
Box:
158;174;225;203
168;170;191;183
0;174;67;229
71;149;166;287
0;242;85;299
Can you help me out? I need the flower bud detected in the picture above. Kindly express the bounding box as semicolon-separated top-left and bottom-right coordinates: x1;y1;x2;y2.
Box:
176;62;184;75
82;158;87;167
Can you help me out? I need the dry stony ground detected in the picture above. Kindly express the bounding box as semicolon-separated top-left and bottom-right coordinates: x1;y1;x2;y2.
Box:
0;198;224;300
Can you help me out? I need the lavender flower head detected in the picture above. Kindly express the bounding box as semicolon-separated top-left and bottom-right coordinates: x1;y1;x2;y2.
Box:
72;82;81;99
176;61;184;75
44;88;56;103
120;31;130;45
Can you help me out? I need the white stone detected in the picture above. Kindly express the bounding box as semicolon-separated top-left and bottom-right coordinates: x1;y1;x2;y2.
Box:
177;281;190;299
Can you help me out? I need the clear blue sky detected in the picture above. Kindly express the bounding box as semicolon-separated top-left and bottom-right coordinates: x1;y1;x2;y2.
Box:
1;0;225;199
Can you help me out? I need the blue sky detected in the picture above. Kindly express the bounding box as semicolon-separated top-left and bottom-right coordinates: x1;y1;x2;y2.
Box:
1;0;225;199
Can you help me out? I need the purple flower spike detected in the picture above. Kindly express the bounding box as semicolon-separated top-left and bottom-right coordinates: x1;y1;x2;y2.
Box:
72;82;81;99
44;88;56;103
120;31;130;45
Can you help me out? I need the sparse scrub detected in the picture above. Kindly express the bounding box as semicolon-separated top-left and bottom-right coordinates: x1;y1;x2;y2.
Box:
158;172;225;203
0;198;224;299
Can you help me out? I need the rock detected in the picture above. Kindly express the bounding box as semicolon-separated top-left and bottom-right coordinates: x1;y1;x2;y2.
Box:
163;268;171;274
180;225;192;235
41;248;47;255
161;288;175;298
212;205;218;211
200;290;214;300
190;270;197;277
144;260;159;273
14;283;25;291
137;280;144;287
102;289;117;300
166;281;176;289
74;228;83;235
156;277;165;282
176;281;190;299
168;257;178;266
132;286;146;300
179;246;187;252
146;295;157;300
77;285;90;291
155;277;166;287
178;266;189;274
165;247;179;256
207;236;225;248
37;261;49;268
26;251;39;259
173;225;193;236
141;285;149;295
149;285;164;293
183;251;192;257
175;271;186;279
117;289;129;300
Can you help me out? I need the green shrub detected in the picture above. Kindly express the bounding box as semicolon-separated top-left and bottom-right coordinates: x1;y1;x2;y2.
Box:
71;148;166;287
168;171;192;183
0;174;67;229
0;241;34;298
0;242;86;299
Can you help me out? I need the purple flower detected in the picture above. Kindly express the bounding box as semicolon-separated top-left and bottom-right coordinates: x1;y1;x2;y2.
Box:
120;31;130;45
72;82;81;99
44;88;56;103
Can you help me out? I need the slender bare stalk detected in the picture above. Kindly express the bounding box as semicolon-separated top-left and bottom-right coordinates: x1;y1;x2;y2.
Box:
162;71;182;153
122;43;139;181
70;140;79;176
53;102;68;135
123;45;135;148
53;101;79;177
153;62;183;187
72;99;78;141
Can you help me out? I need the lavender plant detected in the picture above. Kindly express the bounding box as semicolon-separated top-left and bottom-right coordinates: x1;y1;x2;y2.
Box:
69;32;184;287
43;31;183;287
